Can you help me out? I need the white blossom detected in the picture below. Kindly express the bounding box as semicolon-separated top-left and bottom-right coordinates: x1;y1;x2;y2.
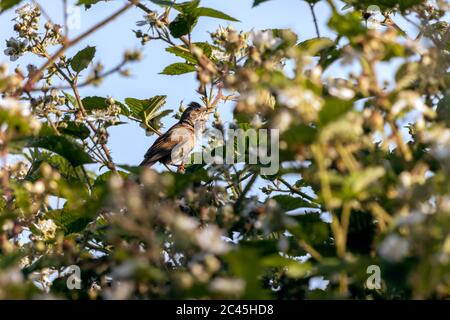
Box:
209;277;245;295
327;78;355;100
34;219;57;240
0;97;31;117
278;88;322;111
308;276;329;290
196;225;229;254
391;91;431;116
4;37;28;61
378;234;410;263
251;30;282;51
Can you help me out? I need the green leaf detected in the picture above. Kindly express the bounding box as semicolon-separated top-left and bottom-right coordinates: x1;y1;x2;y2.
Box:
125;96;171;134
342;0;424;11
252;0;271;7
343;166;385;199
125;95;167;118
162;169;209;198
437;95;450;127
160;62;196;75
81;96;129;116
0;0;22;12
319;98;353;126
175;0;200;13
47;208;91;235
149;0;177;6
328;11;366;39
59;122;90;140
395;62;419;90
70;46;96;73
272;194;318;211
27;135;94;167
169;13;199;38
76;0;103;6
281;124;317;145
195;7;239;22
288;213;330;246
63;91;77;107
297;37;334;56
165;46;197;64
167;2;237;37
223;246;270;299
165;42;213;63
25;153;87;188
261;255;312;278
0;251;26;269
94;170;128;186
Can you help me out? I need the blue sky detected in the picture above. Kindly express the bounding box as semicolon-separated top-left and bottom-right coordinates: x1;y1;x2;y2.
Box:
1;0;423;203
1;0;342;166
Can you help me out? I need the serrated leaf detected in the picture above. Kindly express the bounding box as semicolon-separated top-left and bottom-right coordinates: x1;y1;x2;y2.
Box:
272;194;318;211
165;46;197;64
47;208;91;235
70;46;96;73
342;0;424;11
59;121;90;140
281;124;317;145
343;166;385;199
0;0;22;12
63;91;77;107
27;135;94;167
328;11;366;39
195;7;239;22
319;98;353;126
169;13;199;38
288;213;330;246
160;62;196;75
166;42;213;63
297;37;334;56
125;96;166;118
81;96;129;116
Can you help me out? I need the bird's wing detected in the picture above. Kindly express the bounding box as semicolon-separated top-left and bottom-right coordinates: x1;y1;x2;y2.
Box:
140;123;193;166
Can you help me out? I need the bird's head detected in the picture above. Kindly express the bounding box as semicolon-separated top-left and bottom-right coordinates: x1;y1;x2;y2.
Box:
180;102;208;126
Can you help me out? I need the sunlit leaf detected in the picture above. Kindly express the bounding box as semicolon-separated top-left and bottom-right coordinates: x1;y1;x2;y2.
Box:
70;46;96;73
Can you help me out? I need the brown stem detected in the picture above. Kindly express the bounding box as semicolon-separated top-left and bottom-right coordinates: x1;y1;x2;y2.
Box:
308;2;321;38
24;1;134;91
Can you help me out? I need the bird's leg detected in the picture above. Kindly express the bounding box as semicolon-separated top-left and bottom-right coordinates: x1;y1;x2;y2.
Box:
177;163;185;173
163;163;174;173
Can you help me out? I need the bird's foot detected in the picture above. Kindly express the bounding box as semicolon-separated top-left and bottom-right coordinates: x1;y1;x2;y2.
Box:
177;163;185;173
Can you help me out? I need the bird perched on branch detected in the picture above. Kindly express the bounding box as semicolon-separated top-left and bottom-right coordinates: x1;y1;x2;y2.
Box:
140;102;208;171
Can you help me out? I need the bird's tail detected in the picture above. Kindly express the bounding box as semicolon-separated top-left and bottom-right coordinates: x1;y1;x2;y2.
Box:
139;158;155;167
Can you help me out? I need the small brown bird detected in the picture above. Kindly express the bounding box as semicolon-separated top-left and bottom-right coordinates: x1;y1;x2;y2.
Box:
140;102;208;170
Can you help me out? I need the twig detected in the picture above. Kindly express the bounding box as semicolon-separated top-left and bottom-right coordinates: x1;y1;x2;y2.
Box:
277;177;317;204
63;0;69;37
308;2;321;38
24;2;134;91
